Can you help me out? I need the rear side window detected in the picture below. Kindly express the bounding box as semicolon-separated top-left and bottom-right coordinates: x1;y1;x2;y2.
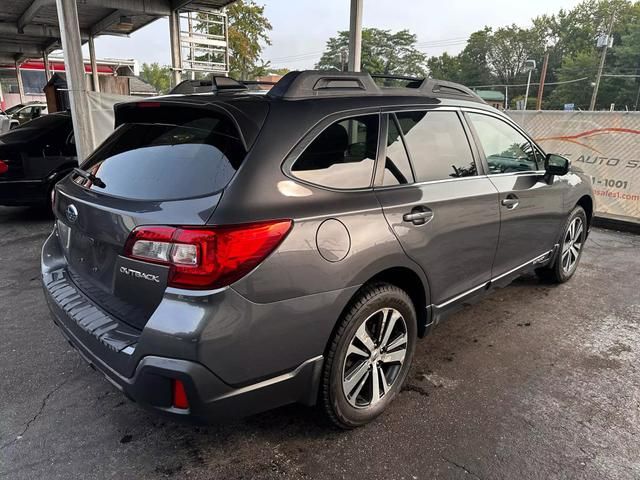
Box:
397;111;477;182
291;114;379;189
382;115;414;186
74;116;245;200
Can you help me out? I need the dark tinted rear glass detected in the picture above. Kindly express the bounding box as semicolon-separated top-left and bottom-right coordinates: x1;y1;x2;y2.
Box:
74;116;246;200
291;114;379;189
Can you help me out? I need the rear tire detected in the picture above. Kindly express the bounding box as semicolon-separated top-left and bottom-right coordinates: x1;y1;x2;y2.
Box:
321;283;417;429
536;206;587;283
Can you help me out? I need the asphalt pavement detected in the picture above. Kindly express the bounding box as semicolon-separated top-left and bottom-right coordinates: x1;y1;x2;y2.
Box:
1;205;639;480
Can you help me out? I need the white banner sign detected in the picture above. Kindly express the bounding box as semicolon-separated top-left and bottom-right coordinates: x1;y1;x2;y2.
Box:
509;111;640;222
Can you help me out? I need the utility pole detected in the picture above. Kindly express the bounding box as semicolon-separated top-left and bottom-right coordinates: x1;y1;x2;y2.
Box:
536;52;549;110
590;12;615;111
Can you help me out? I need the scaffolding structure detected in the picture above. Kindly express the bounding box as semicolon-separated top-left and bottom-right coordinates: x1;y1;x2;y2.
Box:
179;9;229;76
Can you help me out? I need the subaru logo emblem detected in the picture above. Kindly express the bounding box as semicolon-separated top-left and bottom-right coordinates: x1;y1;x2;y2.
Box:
65;204;78;223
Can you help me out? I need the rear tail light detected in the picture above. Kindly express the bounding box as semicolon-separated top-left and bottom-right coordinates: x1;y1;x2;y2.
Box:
172;379;189;410
124;220;292;290
0;160;8;175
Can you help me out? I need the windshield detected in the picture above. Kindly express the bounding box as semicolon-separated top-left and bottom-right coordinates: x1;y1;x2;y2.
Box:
73;115;247;201
4;104;24;115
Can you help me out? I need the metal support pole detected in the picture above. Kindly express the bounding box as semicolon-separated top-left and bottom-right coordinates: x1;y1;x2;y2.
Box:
15;61;26;104
55;0;95;162
523;70;532;110
504;85;508;110
590;13;615;111
88;35;100;92
347;0;363;72
169;9;182;87
224;13;229;76
43;51;51;81
187;12;195;80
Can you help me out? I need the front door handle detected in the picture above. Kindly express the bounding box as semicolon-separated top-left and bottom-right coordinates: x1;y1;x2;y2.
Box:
403;207;434;225
501;194;519;210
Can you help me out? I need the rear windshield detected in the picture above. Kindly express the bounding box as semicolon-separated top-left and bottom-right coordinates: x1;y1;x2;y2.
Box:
73;116;246;200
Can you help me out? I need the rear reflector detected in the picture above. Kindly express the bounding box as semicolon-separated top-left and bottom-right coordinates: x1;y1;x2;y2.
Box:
124;220;293;290
0;160;8;175
172;379;189;409
136;101;161;108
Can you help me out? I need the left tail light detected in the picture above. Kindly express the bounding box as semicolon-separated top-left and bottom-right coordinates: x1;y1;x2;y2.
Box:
123;219;293;290
0;160;8;175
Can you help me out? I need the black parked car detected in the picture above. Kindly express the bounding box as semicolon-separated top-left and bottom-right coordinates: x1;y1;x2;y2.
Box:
0;111;76;207
42;71;593;428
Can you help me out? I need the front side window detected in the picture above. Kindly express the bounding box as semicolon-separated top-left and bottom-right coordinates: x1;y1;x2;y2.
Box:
396;110;477;182
291;114;379;189
467;113;539;174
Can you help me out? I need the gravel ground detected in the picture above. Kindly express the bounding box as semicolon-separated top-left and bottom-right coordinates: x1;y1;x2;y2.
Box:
1;205;639;480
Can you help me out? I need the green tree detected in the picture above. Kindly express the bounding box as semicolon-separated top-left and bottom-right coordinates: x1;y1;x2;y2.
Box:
226;0;272;80
139;62;172;94
457;28;494;85
316;28;428;77
427;52;461;81
486;25;544;84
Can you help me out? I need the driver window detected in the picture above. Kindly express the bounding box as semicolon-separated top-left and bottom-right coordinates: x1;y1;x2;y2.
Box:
467;113;539;173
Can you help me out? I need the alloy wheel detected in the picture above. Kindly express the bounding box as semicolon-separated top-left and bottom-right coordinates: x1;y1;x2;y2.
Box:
341;308;408;408
561;217;583;274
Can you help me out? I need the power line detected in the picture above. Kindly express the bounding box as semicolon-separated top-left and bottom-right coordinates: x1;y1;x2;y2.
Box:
470;76;589;88
268;35;471;64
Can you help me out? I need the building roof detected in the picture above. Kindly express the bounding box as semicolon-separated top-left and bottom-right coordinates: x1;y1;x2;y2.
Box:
0;0;237;65
128;76;157;95
475;90;505;102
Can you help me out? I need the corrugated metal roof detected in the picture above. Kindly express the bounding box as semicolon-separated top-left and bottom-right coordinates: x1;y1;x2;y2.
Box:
0;0;236;65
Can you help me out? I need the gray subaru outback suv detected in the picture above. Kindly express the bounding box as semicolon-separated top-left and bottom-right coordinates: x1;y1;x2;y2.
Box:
42;71;594;428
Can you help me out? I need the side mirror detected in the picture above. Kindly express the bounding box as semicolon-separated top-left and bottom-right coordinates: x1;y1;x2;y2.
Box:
545;154;570;176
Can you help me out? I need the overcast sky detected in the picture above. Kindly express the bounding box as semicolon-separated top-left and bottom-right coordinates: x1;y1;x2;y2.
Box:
86;0;584;69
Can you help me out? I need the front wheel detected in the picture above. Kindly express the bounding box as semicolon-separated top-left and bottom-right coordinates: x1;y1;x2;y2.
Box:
321;283;417;429
537;205;587;283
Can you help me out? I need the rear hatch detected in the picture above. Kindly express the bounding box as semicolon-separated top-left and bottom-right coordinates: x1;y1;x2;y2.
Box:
54;99;268;329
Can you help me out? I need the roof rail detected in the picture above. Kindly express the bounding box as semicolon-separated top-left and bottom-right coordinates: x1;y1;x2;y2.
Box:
267;71;379;99
267;70;484;103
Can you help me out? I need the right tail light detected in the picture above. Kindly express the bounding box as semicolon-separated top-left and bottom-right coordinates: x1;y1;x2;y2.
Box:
124;220;293;290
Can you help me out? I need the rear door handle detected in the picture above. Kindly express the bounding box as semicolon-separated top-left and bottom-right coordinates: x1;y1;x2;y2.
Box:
403;207;434;225
501;194;519;210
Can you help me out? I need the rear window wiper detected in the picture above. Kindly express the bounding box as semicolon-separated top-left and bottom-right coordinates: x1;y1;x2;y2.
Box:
73;167;106;188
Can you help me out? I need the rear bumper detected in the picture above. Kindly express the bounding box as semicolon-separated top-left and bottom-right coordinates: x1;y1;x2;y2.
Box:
41;230;326;422
44;278;323;422
0;179;48;206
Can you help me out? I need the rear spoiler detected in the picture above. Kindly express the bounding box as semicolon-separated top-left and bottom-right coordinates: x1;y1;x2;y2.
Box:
113;98;269;151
